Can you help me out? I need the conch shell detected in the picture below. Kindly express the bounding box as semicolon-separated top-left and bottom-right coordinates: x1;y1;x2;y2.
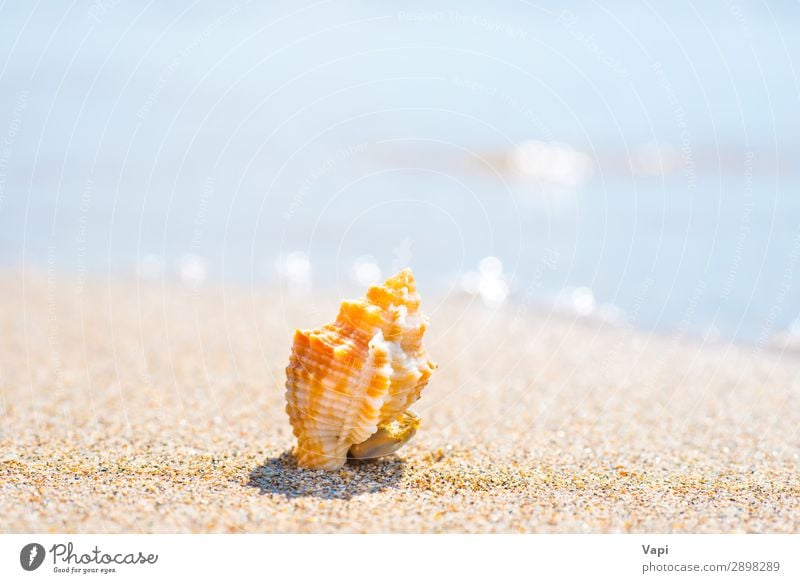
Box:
284;268;436;470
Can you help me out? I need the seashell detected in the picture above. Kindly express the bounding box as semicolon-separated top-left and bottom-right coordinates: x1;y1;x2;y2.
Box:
284;268;436;470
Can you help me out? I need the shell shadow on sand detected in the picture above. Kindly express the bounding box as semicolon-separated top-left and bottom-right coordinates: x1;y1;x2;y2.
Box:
247;451;405;500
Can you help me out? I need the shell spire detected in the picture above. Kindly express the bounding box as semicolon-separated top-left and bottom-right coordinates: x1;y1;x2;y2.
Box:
284;268;436;470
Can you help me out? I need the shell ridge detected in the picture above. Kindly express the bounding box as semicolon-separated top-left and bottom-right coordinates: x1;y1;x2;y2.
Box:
336;330;392;452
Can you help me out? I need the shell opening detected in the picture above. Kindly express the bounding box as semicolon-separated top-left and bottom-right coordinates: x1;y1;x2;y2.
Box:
348;411;420;461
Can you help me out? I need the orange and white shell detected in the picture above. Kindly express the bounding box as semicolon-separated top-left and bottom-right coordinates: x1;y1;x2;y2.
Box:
284;268;436;470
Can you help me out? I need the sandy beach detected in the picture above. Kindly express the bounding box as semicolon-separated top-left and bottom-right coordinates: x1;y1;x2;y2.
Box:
1;272;798;533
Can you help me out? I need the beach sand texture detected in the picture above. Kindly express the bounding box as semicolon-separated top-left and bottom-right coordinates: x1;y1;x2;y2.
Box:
1;273;798;533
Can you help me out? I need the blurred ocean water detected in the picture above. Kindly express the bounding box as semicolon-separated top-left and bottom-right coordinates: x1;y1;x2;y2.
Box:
0;1;798;345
